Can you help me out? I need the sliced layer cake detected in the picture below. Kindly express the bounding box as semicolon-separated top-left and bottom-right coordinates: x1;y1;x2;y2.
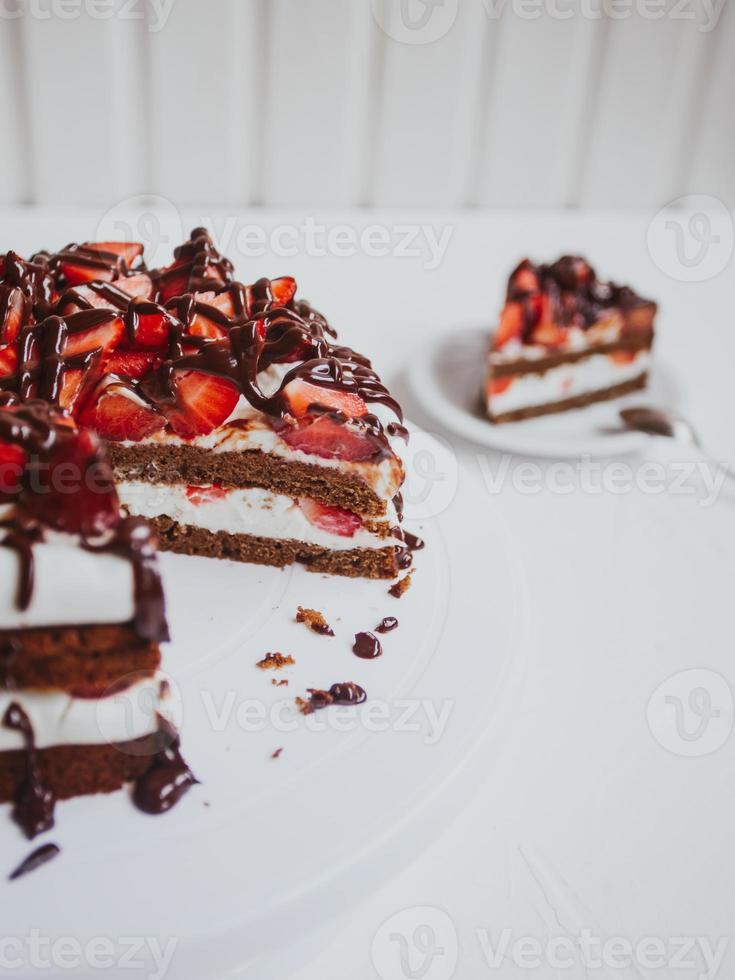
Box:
0;399;194;837
0;231;411;579
486;256;657;423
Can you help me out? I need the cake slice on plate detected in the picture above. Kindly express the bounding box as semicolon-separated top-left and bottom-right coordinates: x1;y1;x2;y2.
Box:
0;230;412;579
0;398;193;838
485;256;657;423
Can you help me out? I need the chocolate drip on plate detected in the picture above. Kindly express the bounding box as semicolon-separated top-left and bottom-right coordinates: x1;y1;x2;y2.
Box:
375;617;399;634
9;842;60;881
352;632;383;659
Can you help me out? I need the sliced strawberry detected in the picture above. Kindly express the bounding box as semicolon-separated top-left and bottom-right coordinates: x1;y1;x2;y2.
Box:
0;344;18;378
185;484;228;505
85;241;144;267
58;368;91;413
488;376;513;397
0;441;26;495
60;261;116;287
103;350;160;381
155;260;190;302
531;295;567;347
114;273;154;301
609;349;637;366
65;314;124;358
298;498;362;538
280;414;382;462
270;276;297;307
79;386;167;442
164;370;239;439
494;302;524;348
22;426;119;536
0;286;26;344
510;264;540;294
125;308;171;350
283;378;367;419
187;291;232;340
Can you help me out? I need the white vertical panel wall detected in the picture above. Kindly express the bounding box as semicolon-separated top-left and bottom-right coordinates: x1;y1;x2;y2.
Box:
474;10;603;208
2;0;733;209
147;0;261;205
261;0;377;206
371;1;489;207
578;12;712;208
687;0;735;207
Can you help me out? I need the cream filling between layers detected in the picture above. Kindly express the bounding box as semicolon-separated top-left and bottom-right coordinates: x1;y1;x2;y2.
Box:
487;350;651;414
0;674;167;752
0;524;136;630
117;482;398;551
120;364;407;503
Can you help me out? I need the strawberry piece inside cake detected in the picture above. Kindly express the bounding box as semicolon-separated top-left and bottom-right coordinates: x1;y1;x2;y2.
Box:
0;399;194;836
486;256;657;423
0;229;411;579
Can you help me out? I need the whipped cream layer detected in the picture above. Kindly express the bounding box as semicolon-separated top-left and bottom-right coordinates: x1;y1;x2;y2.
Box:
488;350;650;415
491;315;626;364
122;364;406;503
0;674;166;752
118;482;397;552
0;532;136;630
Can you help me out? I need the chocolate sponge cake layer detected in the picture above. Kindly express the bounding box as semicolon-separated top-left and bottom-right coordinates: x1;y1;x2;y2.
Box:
489;374;647;423
491;333;653;379
149;515;400;579
0;737;156;804
107;443;389;518
0;624;160;692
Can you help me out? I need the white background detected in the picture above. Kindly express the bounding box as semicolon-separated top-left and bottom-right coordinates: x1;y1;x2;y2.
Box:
0;0;732;210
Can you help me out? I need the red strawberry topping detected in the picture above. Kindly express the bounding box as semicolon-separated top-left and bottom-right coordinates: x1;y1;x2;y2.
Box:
163;370;239;439
78;385;167;442
280;414;382;462
185;484;228;505
298;498;362;537
494;302;524;348
283;378;367;419
0;440;26;496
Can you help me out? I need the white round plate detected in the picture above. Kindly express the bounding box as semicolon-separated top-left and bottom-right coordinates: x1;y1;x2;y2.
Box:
0;428;526;980
409;328;679;459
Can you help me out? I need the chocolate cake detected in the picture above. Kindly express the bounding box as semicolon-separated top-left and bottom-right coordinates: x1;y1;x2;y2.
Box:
485;256;657;423
0;399;194;838
0;232;411;579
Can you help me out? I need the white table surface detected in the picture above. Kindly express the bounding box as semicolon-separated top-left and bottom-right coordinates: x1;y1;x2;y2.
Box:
1;206;733;980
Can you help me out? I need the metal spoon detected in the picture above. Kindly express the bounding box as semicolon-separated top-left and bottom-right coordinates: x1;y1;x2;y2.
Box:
620;406;735;482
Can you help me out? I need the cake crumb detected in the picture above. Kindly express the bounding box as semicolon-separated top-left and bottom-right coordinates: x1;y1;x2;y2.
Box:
256;652;295;670
271;747;283;759
271;678;289;687
296;606;334;636
389;572;413;598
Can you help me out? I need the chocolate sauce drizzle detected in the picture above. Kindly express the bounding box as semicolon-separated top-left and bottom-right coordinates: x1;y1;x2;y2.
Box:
0;401;168;640
2;703;56;839
0;229;406;461
352;632;383;659
506;256;657;342
9;842;60;880
299;682;367;713
132;716;198;815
